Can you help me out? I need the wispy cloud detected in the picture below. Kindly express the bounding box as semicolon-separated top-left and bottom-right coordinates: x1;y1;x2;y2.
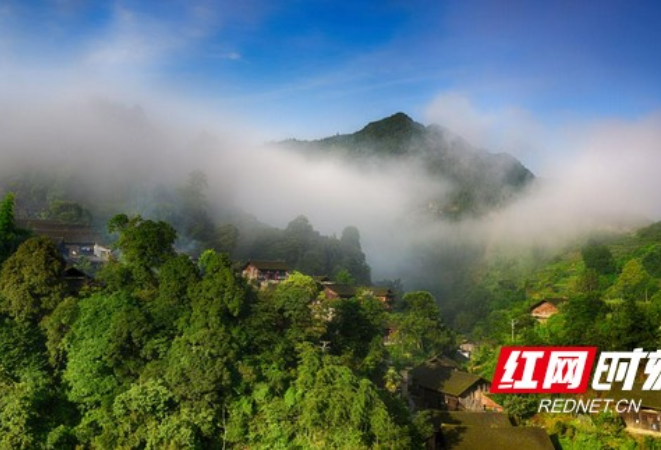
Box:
83;4;196;68
425;92;546;166
208;50;242;61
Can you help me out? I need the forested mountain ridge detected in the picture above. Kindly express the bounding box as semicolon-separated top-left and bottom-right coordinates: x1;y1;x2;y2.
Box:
451;220;661;447
0;194;453;447
285;112;536;218
465;220;661;357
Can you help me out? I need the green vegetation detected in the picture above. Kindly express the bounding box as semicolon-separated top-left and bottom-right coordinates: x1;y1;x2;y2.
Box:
3;112;661;447
461;221;661;447
467;223;661;350
0;211;452;447
0;193;30;265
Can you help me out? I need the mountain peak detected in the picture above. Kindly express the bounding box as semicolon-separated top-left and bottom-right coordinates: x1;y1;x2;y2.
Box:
346;112;426;156
355;112;425;141
284;112;535;219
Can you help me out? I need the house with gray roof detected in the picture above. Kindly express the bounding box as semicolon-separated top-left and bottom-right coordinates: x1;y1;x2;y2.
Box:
423;411;554;450
408;357;501;412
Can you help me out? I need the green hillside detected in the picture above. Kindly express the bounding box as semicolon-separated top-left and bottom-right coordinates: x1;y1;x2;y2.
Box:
286;112;535;219
465;220;661;354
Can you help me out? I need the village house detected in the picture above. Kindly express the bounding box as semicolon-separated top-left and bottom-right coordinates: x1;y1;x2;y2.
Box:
15;219;111;266
407;356;502;412
322;283;395;307
424;410;554;450
322;283;356;299
368;286;396;305
529;298;566;322
615;388;661;434
242;260;290;285
457;341;477;360
63;265;95;293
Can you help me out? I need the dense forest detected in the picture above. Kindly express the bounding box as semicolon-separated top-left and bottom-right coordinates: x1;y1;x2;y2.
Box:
0;192;454;448
3;110;661;448
460;221;661;448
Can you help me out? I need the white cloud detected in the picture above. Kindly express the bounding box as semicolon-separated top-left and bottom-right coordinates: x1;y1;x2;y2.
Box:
83;5;180;68
425;91;545;165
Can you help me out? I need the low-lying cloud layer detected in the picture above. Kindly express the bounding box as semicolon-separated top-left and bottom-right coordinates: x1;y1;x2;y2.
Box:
1;91;661;284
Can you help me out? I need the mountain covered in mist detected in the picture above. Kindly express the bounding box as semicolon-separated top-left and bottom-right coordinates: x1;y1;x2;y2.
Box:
285;112;535;218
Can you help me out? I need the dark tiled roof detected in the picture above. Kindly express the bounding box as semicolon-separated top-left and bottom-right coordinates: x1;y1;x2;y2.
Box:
441;426;554;450
63;266;89;278
427;411;512;429
16;219;102;244
610;384;661;410
366;287;394;297
423;410;553;450
410;358;484;397
312;275;331;283
244;260;290;271
324;284;357;298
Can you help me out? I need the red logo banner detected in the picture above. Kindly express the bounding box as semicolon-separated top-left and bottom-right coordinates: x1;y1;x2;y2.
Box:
491;346;598;394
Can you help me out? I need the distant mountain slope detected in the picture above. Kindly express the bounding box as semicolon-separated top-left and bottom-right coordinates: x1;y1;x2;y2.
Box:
285;112;535;218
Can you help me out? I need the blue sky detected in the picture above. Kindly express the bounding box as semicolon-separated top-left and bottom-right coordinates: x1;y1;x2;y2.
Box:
2;0;661;155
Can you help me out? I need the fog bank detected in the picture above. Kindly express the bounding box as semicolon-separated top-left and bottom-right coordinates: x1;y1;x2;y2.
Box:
1;94;661;284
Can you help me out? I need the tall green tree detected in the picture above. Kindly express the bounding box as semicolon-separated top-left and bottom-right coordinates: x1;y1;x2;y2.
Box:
151;254;199;336
558;294;608;346
324;294;388;377
0;367;48;449
0;237;66;322
227;343;417;448
643;245;661;278
388;291;454;367
582;240;617;275
64;291;151;407
106;214;177;296
110;379;200;449
0;193;29;263
188;250;249;328
272;272;325;344
108;214;177;269
612;258;656;302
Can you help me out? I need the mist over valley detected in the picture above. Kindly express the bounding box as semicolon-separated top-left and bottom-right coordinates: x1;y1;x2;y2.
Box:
2;95;661;329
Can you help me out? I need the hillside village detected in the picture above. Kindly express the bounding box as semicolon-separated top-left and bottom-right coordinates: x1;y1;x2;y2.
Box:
0;203;566;449
3;112;661;447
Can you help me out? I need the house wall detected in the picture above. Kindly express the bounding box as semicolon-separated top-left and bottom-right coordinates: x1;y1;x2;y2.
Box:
622;409;661;432
531;302;559;321
243;265;288;284
410;386;445;410
324;287;341;299
259;269;287;281
243;265;260;280
458;382;493;412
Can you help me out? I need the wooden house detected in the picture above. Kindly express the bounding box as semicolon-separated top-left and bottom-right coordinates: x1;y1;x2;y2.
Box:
323;284;395;307
242;260;290;285
408;357;502;412
423;411;554;450
367;287;395;305
616;388;661;433
458;341;477;360
63;265;94;293
530;298;565;322
323;283;356;299
16;219;110;265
